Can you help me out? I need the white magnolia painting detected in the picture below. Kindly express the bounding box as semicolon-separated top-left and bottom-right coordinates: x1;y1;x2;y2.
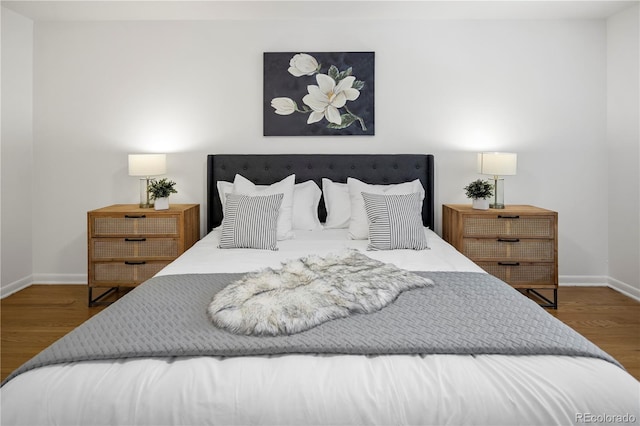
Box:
264;52;375;136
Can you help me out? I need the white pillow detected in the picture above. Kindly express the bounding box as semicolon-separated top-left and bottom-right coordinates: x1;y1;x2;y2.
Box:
217;181;233;211
322;178;351;229
293;181;323;231
347;177;425;240
232;174;295;240
220;179;321;232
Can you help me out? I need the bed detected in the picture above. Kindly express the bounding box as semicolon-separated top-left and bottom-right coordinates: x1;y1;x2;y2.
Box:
2;154;638;426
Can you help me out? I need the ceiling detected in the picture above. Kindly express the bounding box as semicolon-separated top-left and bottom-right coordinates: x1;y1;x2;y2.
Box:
2;0;637;21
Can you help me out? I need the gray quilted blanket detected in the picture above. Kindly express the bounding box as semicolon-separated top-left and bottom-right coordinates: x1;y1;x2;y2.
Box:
2;271;619;385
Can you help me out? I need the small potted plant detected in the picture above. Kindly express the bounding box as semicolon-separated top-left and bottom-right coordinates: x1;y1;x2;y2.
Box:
464;179;493;210
148;178;177;210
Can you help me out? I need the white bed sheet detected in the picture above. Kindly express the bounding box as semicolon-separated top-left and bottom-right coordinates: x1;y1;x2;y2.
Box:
2;229;639;426
157;228;486;276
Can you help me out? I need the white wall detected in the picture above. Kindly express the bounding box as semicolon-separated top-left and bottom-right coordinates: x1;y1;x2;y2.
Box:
607;5;640;297
2;9;636;298
1;8;34;296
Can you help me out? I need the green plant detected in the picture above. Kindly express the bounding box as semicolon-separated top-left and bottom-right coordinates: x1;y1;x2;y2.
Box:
464;179;493;199
148;178;177;200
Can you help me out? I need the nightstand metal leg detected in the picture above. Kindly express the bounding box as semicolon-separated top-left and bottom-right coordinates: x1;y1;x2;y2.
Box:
88;287;118;307
526;288;557;309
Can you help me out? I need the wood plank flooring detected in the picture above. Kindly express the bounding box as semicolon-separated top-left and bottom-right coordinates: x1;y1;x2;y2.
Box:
1;285;639;382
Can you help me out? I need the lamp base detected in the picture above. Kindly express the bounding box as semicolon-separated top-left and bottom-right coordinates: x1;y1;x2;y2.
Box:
139;178;154;208
490;177;505;209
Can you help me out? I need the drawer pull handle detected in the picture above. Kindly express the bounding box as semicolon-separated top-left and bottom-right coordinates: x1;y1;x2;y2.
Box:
124;215;146;219
124;238;147;242
498;262;520;266
497;238;520;243
124;261;146;265
498;215;520;219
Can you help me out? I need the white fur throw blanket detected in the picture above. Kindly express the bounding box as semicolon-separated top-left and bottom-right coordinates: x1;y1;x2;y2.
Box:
208;250;434;336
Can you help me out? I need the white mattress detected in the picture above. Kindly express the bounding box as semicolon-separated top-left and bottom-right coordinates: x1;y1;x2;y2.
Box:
2;229;639;426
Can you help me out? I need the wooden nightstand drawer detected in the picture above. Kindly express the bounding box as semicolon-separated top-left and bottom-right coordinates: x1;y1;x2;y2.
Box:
476;261;555;288
92;261;170;285
463;216;554;238
91;238;179;260
92;215;179;236
463;238;555;261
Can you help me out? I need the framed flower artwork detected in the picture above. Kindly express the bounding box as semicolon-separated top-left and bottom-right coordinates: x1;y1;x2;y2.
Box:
263;52;375;136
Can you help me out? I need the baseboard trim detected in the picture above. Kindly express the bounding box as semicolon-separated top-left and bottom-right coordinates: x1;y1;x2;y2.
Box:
560;275;640;302
606;276;640;302
1;274;87;299
31;273;87;285
559;275;608;286
1;275;33;299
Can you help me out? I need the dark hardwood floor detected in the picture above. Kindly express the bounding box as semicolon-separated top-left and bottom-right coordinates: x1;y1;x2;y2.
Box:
1;285;639;382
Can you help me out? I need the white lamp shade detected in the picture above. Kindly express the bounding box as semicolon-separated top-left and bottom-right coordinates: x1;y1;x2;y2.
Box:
128;154;167;176
477;152;517;176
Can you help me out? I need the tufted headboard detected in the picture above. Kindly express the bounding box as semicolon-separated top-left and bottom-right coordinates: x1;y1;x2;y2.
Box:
207;154;435;233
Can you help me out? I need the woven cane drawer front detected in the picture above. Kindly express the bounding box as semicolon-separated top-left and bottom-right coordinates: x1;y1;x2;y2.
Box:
92;238;178;260
92;261;169;285
476;262;555;286
93;216;178;236
462;238;554;261
463;216;554;238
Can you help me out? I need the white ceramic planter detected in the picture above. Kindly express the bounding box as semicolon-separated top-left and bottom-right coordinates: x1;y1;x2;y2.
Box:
154;197;169;210
472;198;490;210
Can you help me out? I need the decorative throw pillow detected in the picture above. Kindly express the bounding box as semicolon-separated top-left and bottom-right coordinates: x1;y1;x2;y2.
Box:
293;180;323;231
322;178;351;229
362;192;429;251
219;193;283;250
232;174;295;240
347;177;425;240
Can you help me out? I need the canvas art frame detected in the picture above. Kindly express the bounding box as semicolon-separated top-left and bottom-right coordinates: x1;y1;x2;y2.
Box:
263;52;375;136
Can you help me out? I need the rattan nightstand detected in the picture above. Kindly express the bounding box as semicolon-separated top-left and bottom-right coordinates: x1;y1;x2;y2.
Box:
87;204;200;305
442;204;558;308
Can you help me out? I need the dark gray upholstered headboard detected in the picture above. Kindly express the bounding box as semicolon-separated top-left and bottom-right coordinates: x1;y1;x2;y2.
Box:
207;154;434;233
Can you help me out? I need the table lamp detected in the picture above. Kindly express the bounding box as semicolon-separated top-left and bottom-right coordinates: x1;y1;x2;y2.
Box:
477;152;517;209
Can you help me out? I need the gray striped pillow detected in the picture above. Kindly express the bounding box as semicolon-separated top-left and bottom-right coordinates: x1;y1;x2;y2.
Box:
219;193;283;250
362;192;429;251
